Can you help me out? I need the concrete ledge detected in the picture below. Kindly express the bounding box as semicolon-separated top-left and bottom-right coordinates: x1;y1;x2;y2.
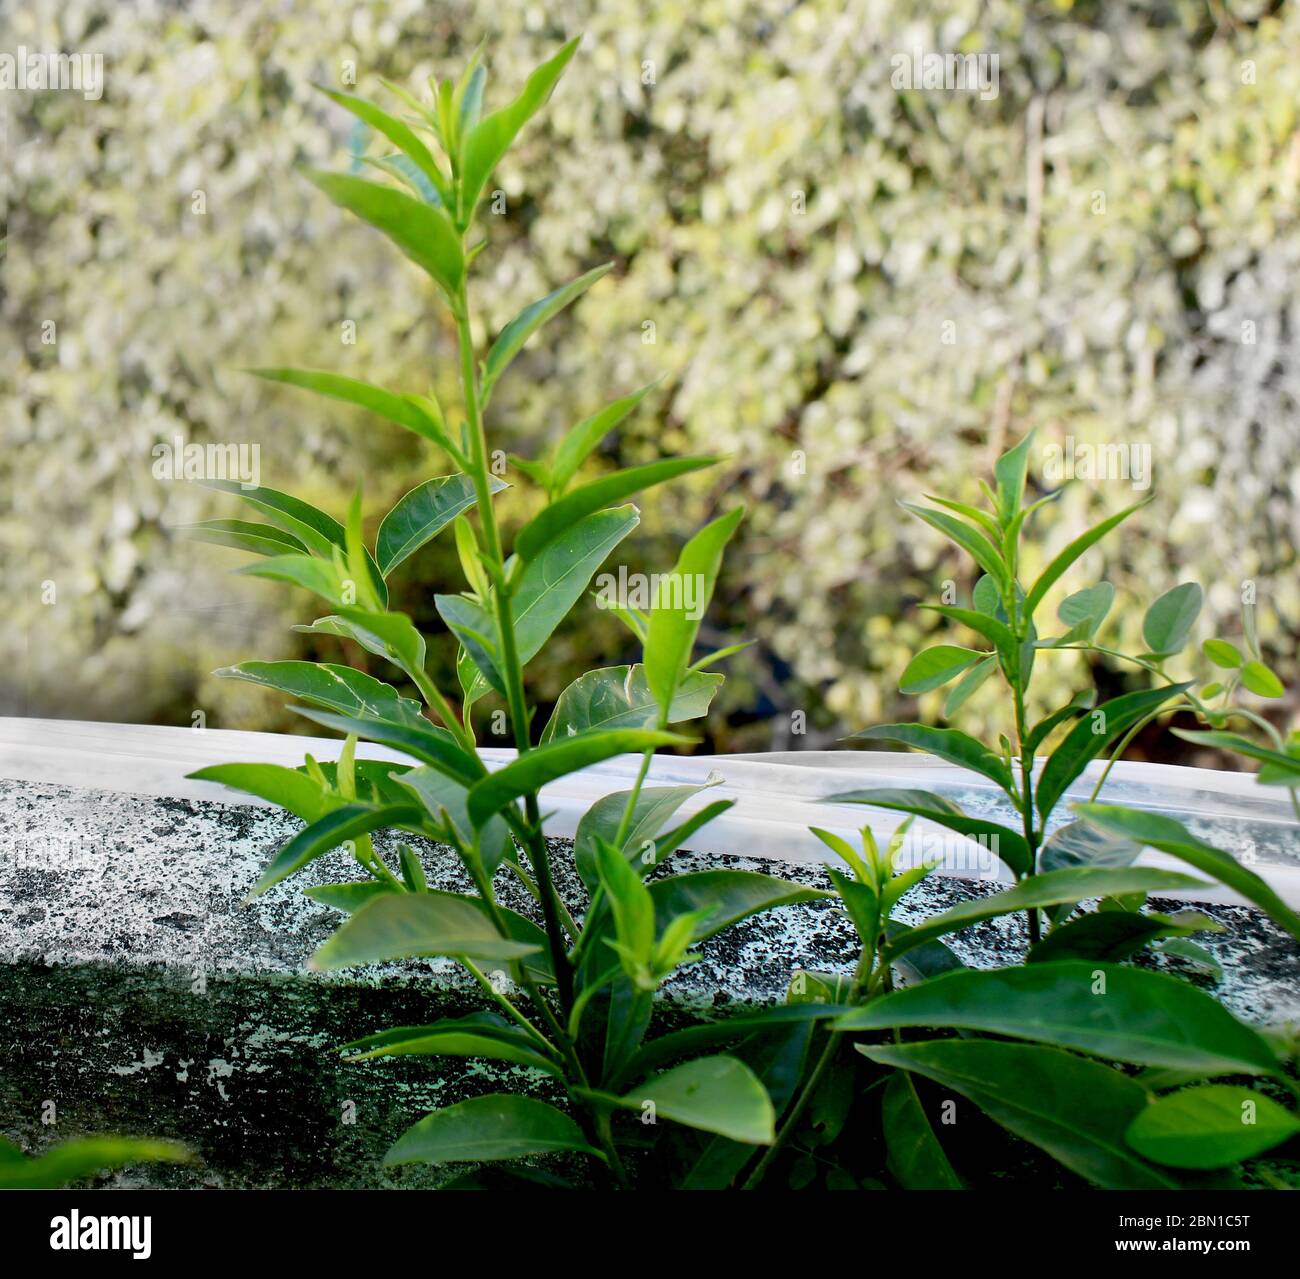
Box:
2;767;1298;1187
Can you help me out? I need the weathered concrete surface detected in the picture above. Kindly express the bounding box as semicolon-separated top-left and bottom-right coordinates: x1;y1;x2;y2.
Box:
1;778;1297;1187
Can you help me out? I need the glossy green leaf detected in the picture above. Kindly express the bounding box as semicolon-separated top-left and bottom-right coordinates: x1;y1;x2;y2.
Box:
901;501;1007;588
1125;1085;1300;1169
306;880;399;914
861;1040;1176;1188
1028;911;1190;964
1072;804;1300;942
648;870;833;941
481;264;612;404
248;801;420;900
436;592;505;695
178;518;307;558
467;728;686;827
550;383;659;493
188;762;332;823
310;890;540;970
247;368;450;449
1142;582;1203;656
1022;498;1151;619
513;504;641;664
215;659;421;722
883;866;1207;957
343;1025;558;1075
828;787;1031;878
384;1094;596;1166
943;654;998;717
840;962;1280;1075
1241;660;1284;698
1057;582;1115;637
573;783;712;892
377;474;505;575
644;507;745;716
516;456;716;561
315;85;452;205
541;664;722;744
395;766;513;875
882;1070;962;1189
199;478;349;562
1024;690;1098;755
848;724;1016;795
899;645;986;695
1202;639;1243;669
1170;729;1300;782
304;168;464;297
993;430;1035;525
1035;683;1192;820
1038;818;1143;874
457;37;581;224
292;707;481;786
619;1056;775;1144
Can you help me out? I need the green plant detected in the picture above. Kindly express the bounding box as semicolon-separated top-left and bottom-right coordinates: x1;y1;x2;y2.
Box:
0;1136;188;1190
186;38;832;1187
731;437;1300;1188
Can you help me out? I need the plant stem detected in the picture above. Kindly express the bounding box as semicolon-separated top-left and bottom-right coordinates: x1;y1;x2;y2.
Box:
461;958;557;1054
612;747;655;849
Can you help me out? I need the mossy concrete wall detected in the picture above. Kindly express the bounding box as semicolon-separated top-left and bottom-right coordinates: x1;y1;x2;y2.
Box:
1;778;1296;1187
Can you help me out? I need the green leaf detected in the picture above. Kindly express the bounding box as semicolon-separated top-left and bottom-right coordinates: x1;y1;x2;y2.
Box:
513;505;641;664
541;664;722;744
648;870;833;942
0;1138;189;1190
619;1056;775;1144
1035;683;1192;820
1170;729;1300;781
847;724;1016;795
292;707;482;786
466;729;687;827
860;1040;1177;1188
343;1025;559;1076
644;507;745;716
882;1070;963;1189
248;802;420;900
235;553;353;607
317;607;430;688
1038;818;1143;874
248;367;451;450
303;168;464;298
306;880;399;913
516;457;717;561
481;264;612;404
1024;690;1098;755
993;430;1036;525
309;890;541;970
1142;582;1203;656
377;474;506;575
899;645;986;695
315;85;452;205
384;1094;596;1167
436;592;505;695
573;783;713;892
943;654;998;717
188;762;333;823
1125;1085;1300;1170
840;962;1280;1076
395;766;513;876
550;383;658;492
901;501;1007;589
828;787;1031;878
1028;912;1190;964
457;37;581;224
1057;582;1115;638
1241;659;1284;698
199;478;351;562
1022;498;1151;619
882;866;1207;958
1071;804;1300;942
178;518;308;558
215;660;424;723
1202;639;1243;669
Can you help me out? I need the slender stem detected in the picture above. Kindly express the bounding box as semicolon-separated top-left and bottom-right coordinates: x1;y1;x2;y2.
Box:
461;958;556;1054
742;1033;840;1189
612;748;654;849
594;1110;631;1188
454;281;575;1019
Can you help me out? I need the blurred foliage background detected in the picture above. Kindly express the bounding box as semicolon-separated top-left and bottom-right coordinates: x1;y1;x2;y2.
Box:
3;0;1298;760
